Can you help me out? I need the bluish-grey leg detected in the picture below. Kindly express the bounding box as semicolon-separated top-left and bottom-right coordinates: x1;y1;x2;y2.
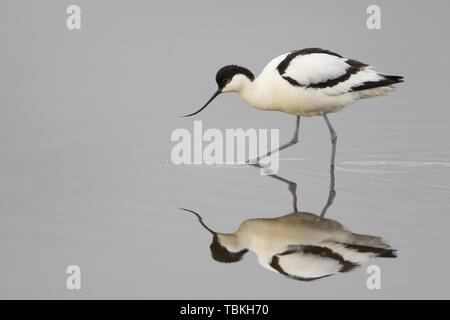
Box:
321;114;337;218
248;116;300;164
323;114;337;168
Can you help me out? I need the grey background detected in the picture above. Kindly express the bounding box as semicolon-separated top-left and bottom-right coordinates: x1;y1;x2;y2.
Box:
0;0;449;299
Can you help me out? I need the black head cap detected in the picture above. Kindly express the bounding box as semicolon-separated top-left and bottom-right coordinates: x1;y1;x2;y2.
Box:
210;234;248;263
215;65;255;89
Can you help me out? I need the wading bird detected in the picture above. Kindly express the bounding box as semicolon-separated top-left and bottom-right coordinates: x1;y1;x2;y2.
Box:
183;48;403;165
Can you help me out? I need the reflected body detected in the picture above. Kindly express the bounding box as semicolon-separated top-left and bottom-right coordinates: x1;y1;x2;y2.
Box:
182;165;396;282
212;211;395;281
184;209;396;282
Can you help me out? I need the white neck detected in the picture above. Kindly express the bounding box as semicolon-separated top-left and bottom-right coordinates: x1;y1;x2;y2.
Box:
238;78;276;111
217;231;249;253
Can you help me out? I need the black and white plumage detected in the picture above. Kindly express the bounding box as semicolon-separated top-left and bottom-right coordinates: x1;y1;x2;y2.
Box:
185;47;403;117
276;48;403;107
183;209;397;282
183;48;404;163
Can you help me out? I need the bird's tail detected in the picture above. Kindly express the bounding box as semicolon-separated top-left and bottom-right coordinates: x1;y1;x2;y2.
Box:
353;74;404;92
343;233;397;258
352;73;404;99
381;74;404;84
343;243;397;258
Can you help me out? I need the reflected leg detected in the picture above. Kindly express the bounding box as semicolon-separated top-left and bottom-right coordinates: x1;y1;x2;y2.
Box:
268;174;299;212
249;163;298;212
320;163;336;218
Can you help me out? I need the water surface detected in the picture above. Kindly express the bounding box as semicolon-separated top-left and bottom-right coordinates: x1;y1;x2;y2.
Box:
1;0;449;299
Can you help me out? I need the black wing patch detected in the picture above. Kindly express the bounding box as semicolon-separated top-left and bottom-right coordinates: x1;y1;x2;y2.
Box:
269;245;359;281
342;243;397;258
277;48;370;89
276;48;343;74
350;74;404;92
308;60;363;89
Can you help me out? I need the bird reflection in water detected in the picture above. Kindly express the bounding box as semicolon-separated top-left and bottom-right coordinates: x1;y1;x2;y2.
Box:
181;165;396;282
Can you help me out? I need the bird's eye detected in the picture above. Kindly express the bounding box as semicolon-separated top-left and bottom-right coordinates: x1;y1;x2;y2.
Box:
224;78;230;84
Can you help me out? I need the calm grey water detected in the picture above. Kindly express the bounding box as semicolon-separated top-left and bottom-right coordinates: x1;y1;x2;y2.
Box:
1;1;449;299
